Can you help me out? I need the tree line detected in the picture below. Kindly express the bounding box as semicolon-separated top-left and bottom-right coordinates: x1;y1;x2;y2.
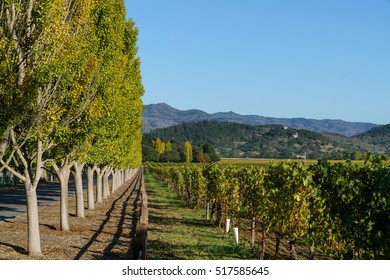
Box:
148;156;390;260
142;136;220;163
0;0;143;256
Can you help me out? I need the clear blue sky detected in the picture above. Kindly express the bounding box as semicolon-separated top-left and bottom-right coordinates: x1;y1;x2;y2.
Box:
124;0;390;124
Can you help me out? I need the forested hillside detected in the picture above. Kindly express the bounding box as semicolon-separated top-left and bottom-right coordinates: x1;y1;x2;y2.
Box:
144;120;388;159
355;124;390;155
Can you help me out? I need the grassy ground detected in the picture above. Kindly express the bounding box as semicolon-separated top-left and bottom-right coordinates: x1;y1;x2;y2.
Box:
145;169;253;260
145;168;330;260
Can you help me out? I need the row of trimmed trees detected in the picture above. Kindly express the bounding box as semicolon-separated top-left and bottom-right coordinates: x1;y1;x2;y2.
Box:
0;0;143;256
149;157;390;259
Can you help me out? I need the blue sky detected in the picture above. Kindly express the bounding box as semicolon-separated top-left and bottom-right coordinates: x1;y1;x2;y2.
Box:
124;0;390;124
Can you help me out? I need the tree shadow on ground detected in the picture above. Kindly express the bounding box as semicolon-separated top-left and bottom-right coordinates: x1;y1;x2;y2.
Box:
0;241;28;255
72;174;141;260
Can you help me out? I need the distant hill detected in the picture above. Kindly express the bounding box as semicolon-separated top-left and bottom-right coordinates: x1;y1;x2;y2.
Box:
142;103;378;136
355;124;390;155
144;120;388;159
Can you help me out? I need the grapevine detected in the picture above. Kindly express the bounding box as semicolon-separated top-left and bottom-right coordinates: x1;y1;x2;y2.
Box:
147;156;390;259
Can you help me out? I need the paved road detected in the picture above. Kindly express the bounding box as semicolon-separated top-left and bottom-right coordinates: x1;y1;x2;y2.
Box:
0;182;78;222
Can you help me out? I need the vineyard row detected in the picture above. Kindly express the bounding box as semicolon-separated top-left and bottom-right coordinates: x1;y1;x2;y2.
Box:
147;156;390;260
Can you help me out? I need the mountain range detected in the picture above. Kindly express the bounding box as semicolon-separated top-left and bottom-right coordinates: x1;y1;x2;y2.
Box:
142;103;378;137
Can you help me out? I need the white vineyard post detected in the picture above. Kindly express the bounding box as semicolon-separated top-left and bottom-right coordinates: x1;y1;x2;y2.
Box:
233;227;239;244
225;218;231;233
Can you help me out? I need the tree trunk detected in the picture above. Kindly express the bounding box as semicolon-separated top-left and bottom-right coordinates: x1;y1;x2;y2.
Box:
103;170;109;200
111;170;117;193
103;167;112;198
116;170;120;190
25;185;42;256
108;169;112;195
54;163;73;231
96;168;103;204
22;139;44;256
59;170;71;231
73;162;85;218
120;169;124;186
0;127;11;161
118;169;123;188
119;169;123;186
127;169;132;181
87;165;95;210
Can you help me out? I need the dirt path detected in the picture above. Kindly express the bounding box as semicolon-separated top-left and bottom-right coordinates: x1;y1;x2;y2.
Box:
0;171;142;260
